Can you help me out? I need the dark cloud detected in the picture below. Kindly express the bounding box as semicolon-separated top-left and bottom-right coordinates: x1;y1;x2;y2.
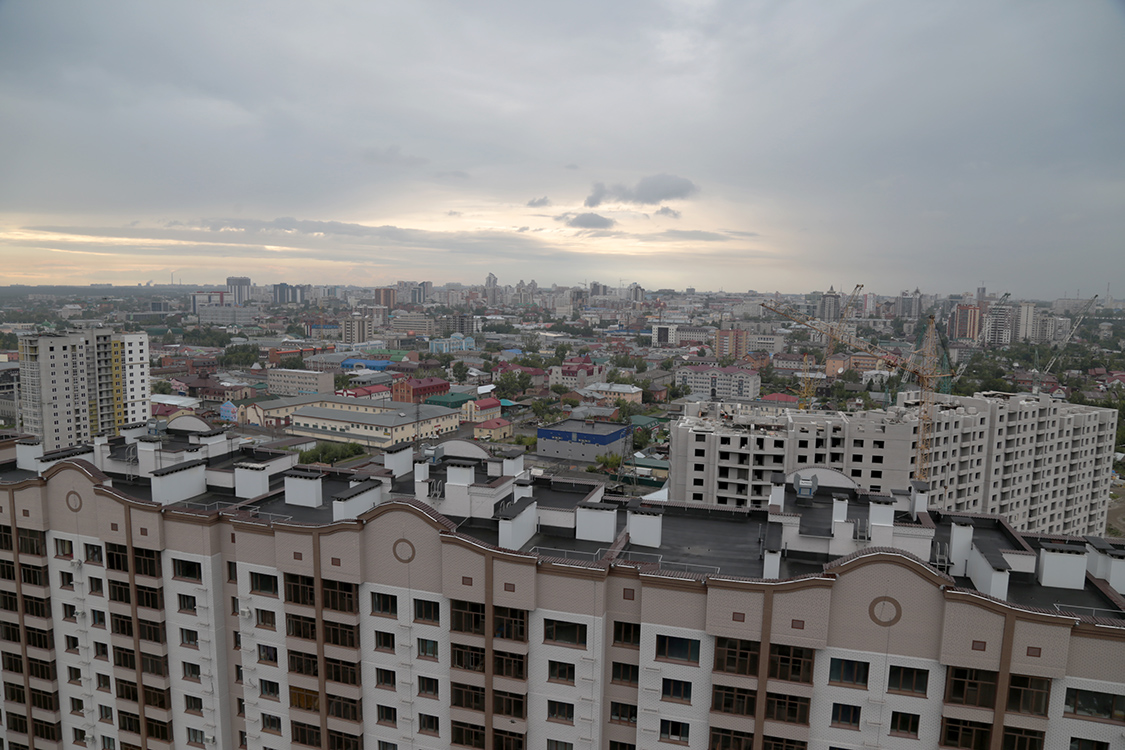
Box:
526;196;551;207
585;174;698;207
556;212;616;229
654;206;681;219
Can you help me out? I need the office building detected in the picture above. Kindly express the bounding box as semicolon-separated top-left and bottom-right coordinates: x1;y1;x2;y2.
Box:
18;330;150;452
226;276;253;306
667;391;1117;535
1;430;1124;750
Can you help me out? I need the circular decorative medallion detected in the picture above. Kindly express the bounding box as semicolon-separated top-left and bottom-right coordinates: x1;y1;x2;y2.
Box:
869;596;902;627
392;538;416;563
65;491;83;513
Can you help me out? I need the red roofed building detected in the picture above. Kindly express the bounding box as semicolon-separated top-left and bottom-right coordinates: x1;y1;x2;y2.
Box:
336;384;392;402
761;392;799;403
463;397;502;423
473;417;512;440
392;377;450;403
548;356;607;389
492;362;547;390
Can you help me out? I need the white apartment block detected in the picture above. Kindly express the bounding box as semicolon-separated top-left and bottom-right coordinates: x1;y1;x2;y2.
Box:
668;391;1117;536
2;431;1125;750
18;330;150;452
674;366;762;401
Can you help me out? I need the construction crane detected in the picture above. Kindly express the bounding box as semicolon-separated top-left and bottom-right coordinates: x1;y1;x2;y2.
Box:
764;300;945;482
826;284;864;371
1032;294;1098;394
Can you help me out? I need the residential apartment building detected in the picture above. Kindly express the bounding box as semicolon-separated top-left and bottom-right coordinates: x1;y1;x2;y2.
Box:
674;366;761;401
392;377;450;404
714;329;749;359
18;330;150;452
668;391;1117;535
548;357;607;390
1;432;1124;750
390;313;436;337
266;368;334;397
341;316;377;345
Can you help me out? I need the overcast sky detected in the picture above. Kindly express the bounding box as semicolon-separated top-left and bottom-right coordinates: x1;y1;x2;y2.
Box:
1;1;1122;299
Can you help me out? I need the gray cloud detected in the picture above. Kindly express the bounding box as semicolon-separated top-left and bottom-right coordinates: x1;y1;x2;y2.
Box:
362;146;428;167
655;229;728;241
585;174;699;207
526;196;551;207
557;212;616;229
564;164;580;170
655;206;681;219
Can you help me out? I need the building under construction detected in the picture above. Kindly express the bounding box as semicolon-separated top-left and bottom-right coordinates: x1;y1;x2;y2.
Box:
668;391;1118;537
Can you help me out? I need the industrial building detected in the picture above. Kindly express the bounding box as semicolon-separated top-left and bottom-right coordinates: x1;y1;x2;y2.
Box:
0;430;1124;750
667;391;1117;536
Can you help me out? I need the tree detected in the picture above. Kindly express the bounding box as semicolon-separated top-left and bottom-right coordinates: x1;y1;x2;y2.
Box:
493;372;521;399
521;332;541;354
595;453;623;471
299;442;366;465
278;356;306;370
152;380;173;395
632;429;650;450
516;371;533;394
554;343;571;360
452;361;469;383
550;384;570;396
334;373;353;390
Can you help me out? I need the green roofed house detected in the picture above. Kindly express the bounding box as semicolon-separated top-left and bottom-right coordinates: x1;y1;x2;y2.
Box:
630;415;662;432
425;392;475;410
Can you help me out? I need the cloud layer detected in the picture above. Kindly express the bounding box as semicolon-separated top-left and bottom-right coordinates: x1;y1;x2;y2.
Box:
0;1;1121;296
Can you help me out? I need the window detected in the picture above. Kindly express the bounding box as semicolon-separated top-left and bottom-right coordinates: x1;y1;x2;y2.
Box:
941;718;992;749
548;660;575;684
250;572;278;595
60;570;74;588
451;599;484;634
656;634;700;663
712;684;755;716
285;573;315;605
831;703;861;729
375;630;396;652
609;744;636;750
829;658;869;687
494;605;528;641
55;538;74;557
377;704;398;726
890;711;919;737
418;637;438;659
1008;674;1051;716
292;721;321;747
945;667;998;708
1002;728;1044;750
715;637;759;675
494;649;526;679
610;701;638;724
256;608;277;629
373;667;395;689
86;543;103;563
418;675;439;697
493;689;525;719
290;686;320;711
172;559;202;580
185;695;203;713
260;679;280;698
1070;740;1109;750
547;700;574;723
178;594;197;613
327;695;361;721
228;561;238;582
324;619;358;647
451;721;486;749
769;644;814;683
180;628;199;647
89;576;104;594
419;713;440;735
612;661;639;684
287;614;316;639
765;693;810;724
544;618;587;647
662;678;692;702
888;665;928;695
660;719;690;743
547;742;574;750
613;620;641;647
452;642;486;672
289;650;318;677
710;728;754;750
414;598;440;624
1065;688;1125;721
262;714;282;733
452;683;486;711
321;579;357;613
258;644;278;664
372;591;398;617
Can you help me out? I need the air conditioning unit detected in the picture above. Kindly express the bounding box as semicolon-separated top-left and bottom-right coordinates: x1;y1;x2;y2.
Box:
74;609;86;618
84;733;97;743
204;735;216;744
239;608;252;618
70;558;83;569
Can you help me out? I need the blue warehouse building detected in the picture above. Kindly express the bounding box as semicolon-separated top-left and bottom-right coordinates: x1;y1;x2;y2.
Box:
537;418;630;461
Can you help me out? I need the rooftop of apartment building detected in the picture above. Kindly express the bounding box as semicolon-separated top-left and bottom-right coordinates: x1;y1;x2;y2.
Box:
1;426;1124;627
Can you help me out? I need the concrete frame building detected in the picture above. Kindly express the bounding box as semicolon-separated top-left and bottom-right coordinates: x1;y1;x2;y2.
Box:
1;430;1125;750
675;366;762;402
18;330;150;452
667;392;1117;536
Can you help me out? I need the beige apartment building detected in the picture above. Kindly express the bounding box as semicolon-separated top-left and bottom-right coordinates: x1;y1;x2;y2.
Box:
668;391;1117;536
1;426;1125;750
266;368;334;397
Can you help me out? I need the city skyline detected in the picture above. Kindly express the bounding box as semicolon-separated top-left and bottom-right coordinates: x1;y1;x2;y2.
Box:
1;2;1123;297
